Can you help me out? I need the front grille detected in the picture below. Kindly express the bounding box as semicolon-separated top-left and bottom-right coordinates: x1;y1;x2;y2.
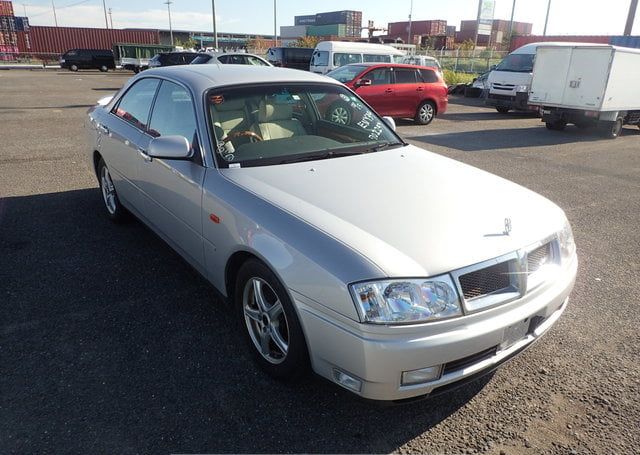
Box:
443;346;498;375
488;93;514;101
492;83;515;91
458;260;514;300
527;242;552;274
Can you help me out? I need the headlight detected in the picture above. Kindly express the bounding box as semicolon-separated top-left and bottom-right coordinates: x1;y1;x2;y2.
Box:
516;85;529;92
349;275;462;324
558;219;576;263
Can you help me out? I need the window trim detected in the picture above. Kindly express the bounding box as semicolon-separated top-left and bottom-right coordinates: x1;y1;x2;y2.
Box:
109;76;162;133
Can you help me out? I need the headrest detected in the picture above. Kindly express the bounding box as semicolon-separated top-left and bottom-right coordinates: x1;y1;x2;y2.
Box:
259;100;293;122
215;98;245;112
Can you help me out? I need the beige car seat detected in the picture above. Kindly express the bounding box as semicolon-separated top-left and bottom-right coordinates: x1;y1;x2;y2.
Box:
257;100;306;140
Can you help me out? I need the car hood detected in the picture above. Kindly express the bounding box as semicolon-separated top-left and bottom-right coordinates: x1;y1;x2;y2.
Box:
221;145;565;278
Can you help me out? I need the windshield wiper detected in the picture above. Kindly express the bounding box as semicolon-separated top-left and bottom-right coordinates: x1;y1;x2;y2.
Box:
279;149;367;164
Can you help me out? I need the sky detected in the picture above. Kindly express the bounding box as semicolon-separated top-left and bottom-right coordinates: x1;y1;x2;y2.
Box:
19;0;640;37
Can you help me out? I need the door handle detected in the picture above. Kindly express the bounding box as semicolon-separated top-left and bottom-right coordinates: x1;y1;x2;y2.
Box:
417;86;424;92
138;148;152;162
96;123;109;134
384;88;393;93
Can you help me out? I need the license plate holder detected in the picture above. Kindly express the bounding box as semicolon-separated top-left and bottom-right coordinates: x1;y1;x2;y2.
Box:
500;319;530;350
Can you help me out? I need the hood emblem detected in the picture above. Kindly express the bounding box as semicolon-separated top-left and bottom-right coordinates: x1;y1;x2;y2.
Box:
503;218;512;236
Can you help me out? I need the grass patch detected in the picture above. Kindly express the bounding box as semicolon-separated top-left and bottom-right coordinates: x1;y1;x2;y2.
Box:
443;70;476;86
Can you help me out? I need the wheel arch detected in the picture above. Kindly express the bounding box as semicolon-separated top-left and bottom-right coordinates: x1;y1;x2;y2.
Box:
92;150;103;181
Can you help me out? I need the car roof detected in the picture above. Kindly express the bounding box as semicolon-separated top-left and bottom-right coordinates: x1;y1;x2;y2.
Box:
141;64;341;92
198;51;263;57
340;62;438;70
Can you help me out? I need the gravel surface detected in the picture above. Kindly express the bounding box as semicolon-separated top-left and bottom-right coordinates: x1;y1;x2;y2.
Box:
1;70;639;454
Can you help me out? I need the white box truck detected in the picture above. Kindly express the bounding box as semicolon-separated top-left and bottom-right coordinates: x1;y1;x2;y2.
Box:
529;44;640;138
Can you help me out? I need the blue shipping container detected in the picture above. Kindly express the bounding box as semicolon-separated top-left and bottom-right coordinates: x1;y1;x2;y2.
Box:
609;36;640;49
15;17;29;32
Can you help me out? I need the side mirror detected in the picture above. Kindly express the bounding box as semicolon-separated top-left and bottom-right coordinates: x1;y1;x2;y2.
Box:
148;135;192;159
355;78;372;87
490;65;497;71
382;116;396;132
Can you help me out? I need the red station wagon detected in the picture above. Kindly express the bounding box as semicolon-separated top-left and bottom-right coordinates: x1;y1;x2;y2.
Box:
326;63;448;125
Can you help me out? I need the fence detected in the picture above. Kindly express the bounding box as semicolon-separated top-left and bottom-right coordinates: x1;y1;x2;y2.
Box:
418;48;508;74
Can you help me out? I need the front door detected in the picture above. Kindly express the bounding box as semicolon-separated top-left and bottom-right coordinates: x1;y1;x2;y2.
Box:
392;68;422;118
354;67;395;116
137;80;206;270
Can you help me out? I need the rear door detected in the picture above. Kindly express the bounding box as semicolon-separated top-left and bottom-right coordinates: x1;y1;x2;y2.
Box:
354;67;394;115
391;67;422;117
529;47;573;105
100;77;160;210
137;79;206;269
562;47;612;109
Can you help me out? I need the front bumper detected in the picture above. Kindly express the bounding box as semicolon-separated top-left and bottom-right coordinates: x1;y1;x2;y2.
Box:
485;92;530;111
295;258;577;401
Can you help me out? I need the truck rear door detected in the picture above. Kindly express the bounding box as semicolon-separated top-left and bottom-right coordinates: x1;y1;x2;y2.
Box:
530;47;573;105
562;48;612;109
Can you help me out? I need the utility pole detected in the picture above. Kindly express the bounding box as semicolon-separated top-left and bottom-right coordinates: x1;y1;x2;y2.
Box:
108;8;113;29
21;3;27;17
51;0;58;27
543;0;551;36
407;0;413;46
625;0;638;35
211;0;218;49
508;0;516;38
102;0;108;29
473;0;482;50
164;0;174;46
273;0;277;47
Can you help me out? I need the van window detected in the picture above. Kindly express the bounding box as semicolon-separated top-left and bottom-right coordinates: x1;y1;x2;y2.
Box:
334;53;362;67
311;51;329;66
495;53;535;73
419;69;439;83
363;54;391;63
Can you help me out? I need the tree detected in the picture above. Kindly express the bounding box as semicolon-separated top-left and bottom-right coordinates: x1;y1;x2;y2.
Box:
292;36;320;49
456;39;475;51
246;38;273;54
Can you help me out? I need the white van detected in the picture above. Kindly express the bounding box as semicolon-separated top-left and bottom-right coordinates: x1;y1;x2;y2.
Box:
310;41;405;74
486;42;588;113
400;55;442;71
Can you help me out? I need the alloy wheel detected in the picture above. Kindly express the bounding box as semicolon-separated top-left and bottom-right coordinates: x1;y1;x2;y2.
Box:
100;166;117;215
419;103;434;123
242;277;290;364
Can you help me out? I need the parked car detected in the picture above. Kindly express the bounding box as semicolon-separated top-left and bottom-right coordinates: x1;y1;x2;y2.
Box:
113;43;175;73
266;47;314;70
148;52;200;68
400;55;442;72
190;52;272;66
326;63;448;125
59;49;115;72
85;65;577;402
464;70;491;98
310;41;405;74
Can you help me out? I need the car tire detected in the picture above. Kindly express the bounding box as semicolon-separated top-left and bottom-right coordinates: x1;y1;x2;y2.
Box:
235;258;309;381
97;158;128;223
326;102;352;125
496;106;510;114
70;64;79;72
415;100;436;125
603;118;623;139
546;121;566;131
99;65;108;72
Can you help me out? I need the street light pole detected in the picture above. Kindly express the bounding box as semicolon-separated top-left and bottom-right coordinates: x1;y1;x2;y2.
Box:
273;0;277;47
624;0;638;35
102;0;109;29
108;8;113;29
51;0;58;27
508;0;516;38
164;0;174;46
211;0;218;49
543;0;551;36
407;0;413;46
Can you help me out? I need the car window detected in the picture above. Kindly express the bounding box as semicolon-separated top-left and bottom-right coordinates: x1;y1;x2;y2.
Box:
365;68;391;85
148;81;198;150
333;53;362;67
112;78;160;130
419;69;439;83
394;68;419;84
245;55;269;66
207;83;402;168
217;55;230;64
190;54;212;64
363;54;391;63
326;65;367;83
311;51;329;66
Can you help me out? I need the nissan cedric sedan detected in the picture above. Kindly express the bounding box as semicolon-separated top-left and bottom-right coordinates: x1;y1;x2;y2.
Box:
85;65;577;401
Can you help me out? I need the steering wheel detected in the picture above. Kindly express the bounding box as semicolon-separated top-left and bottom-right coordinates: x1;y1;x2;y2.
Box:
223;130;263;143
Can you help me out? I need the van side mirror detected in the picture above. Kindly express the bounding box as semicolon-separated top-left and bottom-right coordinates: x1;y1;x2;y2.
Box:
355;78;372;87
148;135;192;159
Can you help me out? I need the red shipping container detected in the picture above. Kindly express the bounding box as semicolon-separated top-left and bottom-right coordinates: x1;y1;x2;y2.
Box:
510;35;610;51
28;25;160;54
16;29;29;51
0;1;13;17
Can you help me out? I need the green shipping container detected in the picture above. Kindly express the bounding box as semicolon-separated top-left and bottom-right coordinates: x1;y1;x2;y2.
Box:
307;24;346;37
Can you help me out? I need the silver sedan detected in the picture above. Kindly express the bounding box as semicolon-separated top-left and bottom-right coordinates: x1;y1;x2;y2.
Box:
85;65;577;401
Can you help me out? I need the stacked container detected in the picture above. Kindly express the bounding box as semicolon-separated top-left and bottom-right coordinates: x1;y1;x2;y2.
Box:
0;0;17;61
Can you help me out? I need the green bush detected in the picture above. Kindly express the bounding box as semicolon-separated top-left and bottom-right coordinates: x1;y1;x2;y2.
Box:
443;70;476;86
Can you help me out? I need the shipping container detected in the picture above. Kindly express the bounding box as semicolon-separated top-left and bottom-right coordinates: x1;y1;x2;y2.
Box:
609;36;640;49
28;26;160;54
1;15;16;30
280;25;307;38
294;15;316;26
307;24;346;37
510;35;610;51
0;0;13;17
315;10;361;26
15;16;28;31
16;29;29;51
0;30;17;45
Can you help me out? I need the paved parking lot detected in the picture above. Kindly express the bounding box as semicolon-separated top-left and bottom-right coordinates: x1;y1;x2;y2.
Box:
1;69;639;454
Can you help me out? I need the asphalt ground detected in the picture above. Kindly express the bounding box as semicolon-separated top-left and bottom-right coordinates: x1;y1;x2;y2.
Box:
1;69;639;454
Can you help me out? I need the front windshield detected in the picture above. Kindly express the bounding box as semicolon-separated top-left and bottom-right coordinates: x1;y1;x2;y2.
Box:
207;83;403;168
326;65;367;83
495;53;535;72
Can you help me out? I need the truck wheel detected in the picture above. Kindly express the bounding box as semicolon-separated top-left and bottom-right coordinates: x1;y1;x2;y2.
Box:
496;106;510;114
604;118;623;139
546;121;566;131
70;64;79;72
